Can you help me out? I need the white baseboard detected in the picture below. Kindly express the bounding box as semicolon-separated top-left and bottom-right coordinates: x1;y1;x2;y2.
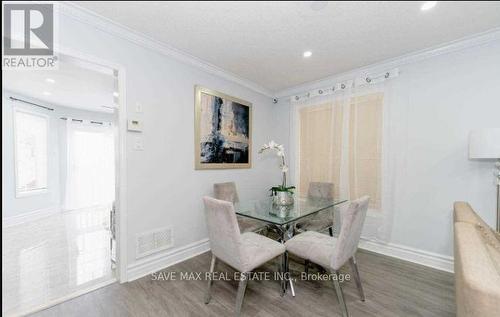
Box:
126;238;210;282
359;239;454;273
125;235;453;283
4;278;117;317
3;206;61;228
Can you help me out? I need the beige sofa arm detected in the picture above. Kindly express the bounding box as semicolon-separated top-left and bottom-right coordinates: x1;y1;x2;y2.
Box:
453;202;500;317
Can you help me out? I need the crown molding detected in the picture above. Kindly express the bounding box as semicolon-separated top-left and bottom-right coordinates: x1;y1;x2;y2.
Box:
58;2;500;100
275;27;500;98
59;2;274;98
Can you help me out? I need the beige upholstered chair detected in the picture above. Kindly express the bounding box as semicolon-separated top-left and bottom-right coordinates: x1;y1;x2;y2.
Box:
285;196;370;317
296;182;336;236
213;182;267;233
213;181;240;203
203;197;286;316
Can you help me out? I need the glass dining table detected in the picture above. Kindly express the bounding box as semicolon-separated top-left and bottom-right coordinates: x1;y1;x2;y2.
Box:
234;197;347;296
234;197;347;241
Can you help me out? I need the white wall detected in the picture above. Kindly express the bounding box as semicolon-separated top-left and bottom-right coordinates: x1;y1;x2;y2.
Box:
2;92;114;220
277;39;500;259
46;8;282;273
389;41;500;257
6;5;497;275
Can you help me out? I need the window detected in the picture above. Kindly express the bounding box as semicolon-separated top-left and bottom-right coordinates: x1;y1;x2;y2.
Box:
14;110;48;196
298;93;383;210
64;122;115;211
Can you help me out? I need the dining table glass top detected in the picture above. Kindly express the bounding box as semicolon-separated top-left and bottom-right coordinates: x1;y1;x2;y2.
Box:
234;197;348;226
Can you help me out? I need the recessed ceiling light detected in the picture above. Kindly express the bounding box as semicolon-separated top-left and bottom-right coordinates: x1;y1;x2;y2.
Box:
42;91;51;96
421;1;437;11
113;92;119;97
45;78;55;83
303;51;312;58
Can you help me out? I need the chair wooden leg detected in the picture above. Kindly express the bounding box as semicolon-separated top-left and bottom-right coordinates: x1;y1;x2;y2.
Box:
332;270;349;317
235;273;248;316
279;255;285;297
349;255;365;301
284;251;295;297
280;252;286;296
204;254;216;304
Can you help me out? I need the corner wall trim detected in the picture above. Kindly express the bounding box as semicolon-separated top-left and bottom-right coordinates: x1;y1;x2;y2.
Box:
359;239;454;273
126;238;210;282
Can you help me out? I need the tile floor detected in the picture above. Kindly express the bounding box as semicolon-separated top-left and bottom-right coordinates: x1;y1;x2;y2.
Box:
2;206;115;316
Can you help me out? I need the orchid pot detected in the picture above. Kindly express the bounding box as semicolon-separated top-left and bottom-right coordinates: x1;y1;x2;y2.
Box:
272;188;295;206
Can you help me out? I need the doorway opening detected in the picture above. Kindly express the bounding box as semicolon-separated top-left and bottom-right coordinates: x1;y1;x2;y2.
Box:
2;53;123;316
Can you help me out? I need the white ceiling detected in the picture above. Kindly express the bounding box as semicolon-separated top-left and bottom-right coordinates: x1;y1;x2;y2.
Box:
74;1;500;92
3;56;116;113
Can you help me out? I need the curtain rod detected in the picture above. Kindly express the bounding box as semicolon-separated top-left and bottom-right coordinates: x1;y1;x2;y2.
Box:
9;96;54;111
9;96;109;125
59;117;108;125
286;68;400;103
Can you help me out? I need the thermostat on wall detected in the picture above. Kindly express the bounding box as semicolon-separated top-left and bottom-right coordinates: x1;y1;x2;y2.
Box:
128;118;143;132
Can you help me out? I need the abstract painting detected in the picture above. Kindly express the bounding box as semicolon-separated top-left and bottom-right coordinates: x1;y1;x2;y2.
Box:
195;86;252;169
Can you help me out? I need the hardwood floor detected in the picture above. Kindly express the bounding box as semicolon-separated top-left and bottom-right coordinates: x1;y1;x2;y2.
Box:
29;249;455;317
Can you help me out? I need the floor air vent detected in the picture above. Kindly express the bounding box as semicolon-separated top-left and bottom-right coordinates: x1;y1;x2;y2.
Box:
136;227;173;258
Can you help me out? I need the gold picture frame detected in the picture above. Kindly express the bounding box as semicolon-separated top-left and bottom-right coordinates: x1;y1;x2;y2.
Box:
194;86;252;170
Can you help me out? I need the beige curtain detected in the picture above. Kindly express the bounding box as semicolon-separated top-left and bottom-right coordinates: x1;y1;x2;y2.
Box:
349;93;383;209
298;93;383;210
299;102;343;198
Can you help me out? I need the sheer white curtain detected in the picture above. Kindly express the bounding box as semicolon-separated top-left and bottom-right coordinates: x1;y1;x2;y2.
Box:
290;76;405;242
63;120;115;211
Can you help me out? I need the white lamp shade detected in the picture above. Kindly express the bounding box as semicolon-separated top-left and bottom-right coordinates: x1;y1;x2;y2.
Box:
469;128;500;159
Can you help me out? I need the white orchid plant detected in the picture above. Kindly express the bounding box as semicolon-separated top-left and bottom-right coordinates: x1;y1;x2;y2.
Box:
258;141;295;195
